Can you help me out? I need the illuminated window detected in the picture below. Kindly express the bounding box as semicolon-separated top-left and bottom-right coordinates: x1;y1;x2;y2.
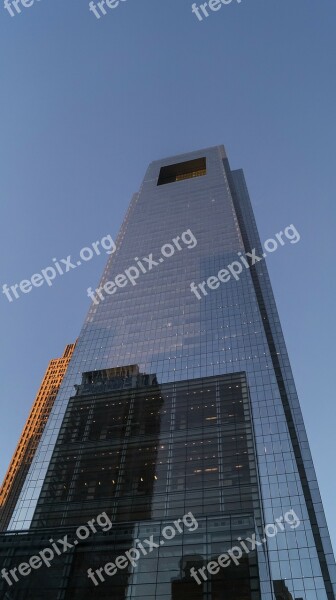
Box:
157;157;206;185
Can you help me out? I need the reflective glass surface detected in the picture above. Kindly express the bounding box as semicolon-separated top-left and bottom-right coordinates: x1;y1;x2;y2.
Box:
8;145;336;600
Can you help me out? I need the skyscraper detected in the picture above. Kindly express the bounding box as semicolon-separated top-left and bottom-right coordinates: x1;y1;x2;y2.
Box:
1;146;335;600
0;342;76;532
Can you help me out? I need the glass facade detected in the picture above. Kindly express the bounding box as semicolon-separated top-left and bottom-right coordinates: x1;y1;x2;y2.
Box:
32;371;260;527
4;145;336;599
0;371;261;598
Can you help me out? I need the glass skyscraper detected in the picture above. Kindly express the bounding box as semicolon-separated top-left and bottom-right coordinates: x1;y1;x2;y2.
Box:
1;145;335;600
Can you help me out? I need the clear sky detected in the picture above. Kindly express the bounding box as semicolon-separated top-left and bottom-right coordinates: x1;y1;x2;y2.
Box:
0;0;335;551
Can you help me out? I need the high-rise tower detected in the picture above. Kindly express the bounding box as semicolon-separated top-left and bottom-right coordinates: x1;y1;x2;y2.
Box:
1;146;335;600
0;343;76;531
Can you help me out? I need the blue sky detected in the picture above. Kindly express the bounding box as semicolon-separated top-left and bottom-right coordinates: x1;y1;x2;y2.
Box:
0;0;335;550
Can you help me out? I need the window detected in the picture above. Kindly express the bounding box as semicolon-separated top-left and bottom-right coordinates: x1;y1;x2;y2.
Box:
157;157;206;185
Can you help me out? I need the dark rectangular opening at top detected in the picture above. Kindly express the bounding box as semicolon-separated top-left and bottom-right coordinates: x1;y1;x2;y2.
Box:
157;157;206;185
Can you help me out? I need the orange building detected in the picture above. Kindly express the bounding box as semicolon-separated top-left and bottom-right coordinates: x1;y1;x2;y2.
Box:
0;342;76;531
